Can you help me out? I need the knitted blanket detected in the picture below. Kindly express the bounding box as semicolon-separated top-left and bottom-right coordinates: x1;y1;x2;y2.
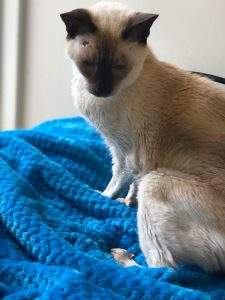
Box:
0;117;224;300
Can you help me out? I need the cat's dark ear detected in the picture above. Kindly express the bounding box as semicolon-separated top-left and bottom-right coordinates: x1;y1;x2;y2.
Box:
60;9;97;39
122;13;158;44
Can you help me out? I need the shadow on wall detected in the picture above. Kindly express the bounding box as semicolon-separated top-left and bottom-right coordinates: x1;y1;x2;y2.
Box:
16;0;28;128
0;0;28;130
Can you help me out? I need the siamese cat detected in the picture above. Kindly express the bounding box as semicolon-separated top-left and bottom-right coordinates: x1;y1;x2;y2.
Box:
61;2;225;272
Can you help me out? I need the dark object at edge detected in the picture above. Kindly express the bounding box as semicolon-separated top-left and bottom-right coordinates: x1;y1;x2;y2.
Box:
192;72;225;85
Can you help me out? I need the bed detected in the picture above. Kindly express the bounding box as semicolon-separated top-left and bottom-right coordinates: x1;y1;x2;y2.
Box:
0;116;224;299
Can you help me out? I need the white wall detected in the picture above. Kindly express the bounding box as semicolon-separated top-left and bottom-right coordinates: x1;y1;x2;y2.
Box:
18;0;79;128
1;0;225;129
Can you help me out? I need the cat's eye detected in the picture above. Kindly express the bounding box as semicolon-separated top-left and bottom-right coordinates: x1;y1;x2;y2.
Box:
82;60;96;67
113;63;125;70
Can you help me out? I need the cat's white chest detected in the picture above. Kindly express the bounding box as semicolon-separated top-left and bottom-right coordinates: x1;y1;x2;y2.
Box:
72;72;134;156
72;71;123;128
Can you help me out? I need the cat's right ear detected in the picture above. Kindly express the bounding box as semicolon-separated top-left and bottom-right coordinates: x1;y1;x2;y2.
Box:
60;9;97;39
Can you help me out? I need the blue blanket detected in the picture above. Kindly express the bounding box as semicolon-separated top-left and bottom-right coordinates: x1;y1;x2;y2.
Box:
0;117;224;299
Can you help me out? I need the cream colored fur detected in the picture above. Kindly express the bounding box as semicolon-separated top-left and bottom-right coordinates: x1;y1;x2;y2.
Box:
66;2;225;272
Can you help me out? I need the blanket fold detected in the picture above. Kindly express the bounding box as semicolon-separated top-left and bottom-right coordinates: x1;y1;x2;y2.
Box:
0;117;224;299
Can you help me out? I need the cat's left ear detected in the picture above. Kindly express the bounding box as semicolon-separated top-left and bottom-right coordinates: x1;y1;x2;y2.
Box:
122;13;158;44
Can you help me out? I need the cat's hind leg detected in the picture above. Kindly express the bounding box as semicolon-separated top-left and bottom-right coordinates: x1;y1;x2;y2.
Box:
137;169;225;272
111;248;140;267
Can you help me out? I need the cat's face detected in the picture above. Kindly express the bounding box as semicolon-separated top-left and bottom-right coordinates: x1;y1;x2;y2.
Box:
61;2;158;97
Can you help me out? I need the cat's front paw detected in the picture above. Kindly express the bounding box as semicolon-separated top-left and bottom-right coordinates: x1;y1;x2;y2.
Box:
117;197;137;206
102;187;123;199
102;189;114;198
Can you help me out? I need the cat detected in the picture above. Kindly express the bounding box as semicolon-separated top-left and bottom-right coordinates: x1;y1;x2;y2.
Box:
61;1;225;272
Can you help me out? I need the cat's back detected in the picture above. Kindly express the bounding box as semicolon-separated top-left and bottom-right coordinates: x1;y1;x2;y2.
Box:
138;60;225;176
154;61;225;135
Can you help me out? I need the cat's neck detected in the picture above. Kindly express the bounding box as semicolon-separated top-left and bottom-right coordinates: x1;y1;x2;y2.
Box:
119;49;165;108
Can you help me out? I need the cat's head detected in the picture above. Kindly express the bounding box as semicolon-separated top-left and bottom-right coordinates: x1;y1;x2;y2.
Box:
61;2;158;97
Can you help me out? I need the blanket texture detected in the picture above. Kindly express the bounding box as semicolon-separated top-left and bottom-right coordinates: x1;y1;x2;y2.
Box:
0;117;224;300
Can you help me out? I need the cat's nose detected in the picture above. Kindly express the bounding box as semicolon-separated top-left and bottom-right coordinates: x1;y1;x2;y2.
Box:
90;86;112;97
